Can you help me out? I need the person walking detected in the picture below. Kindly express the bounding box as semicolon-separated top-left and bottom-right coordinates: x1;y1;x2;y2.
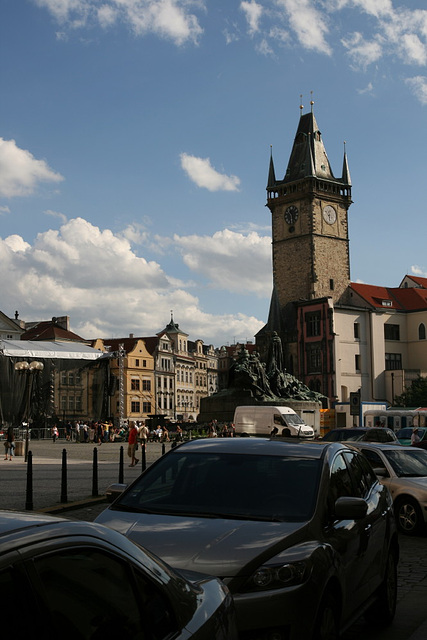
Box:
4;427;15;461
127;421;139;467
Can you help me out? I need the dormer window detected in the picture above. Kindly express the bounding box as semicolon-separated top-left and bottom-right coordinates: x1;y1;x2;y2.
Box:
382;300;392;307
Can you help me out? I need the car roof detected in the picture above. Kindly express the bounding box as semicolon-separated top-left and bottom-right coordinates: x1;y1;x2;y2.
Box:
349;442;415;452
172;436;345;460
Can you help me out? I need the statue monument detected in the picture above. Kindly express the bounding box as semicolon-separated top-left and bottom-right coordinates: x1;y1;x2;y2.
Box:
198;332;325;424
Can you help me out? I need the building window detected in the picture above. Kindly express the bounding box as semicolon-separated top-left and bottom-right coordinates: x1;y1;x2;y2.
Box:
142;380;151;391
329;278;334;290
419;323;426;340
354;322;360;339
142;402;151;413
384;324;400;340
355;354;361;372
385;353;402;370
142;359;147;367
131;401;140;413
306;312;321;337
131;379;140;390
307;347;321;373
135;359;140;367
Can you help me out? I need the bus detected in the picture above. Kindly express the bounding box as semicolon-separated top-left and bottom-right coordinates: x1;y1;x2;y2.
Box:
364;408;427;431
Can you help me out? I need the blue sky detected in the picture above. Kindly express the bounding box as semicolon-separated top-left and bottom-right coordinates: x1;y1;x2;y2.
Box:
1;0;427;346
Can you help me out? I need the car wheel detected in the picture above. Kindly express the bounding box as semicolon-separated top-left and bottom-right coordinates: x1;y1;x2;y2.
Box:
312;592;339;640
395;497;424;535
365;548;397;626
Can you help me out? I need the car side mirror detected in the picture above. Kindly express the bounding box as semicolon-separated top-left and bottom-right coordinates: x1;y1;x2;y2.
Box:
334;496;368;520
373;466;389;478
106;483;128;503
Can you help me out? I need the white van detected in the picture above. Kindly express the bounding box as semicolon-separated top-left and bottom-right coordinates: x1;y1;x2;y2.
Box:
233;405;314;438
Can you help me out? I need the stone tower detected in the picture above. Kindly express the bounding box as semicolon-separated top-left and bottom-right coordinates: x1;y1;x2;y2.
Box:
266;104;352;309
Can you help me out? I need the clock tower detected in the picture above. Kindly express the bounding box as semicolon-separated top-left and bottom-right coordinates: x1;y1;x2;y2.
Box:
266;105;352;310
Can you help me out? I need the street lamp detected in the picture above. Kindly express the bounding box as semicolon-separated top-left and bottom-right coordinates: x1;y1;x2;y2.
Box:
14;360;44;461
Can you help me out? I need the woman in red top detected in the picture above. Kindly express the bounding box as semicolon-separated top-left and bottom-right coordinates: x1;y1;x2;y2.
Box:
127;421;139;467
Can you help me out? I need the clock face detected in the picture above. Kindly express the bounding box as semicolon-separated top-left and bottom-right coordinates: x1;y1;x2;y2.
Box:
323;205;337;224
284;205;299;225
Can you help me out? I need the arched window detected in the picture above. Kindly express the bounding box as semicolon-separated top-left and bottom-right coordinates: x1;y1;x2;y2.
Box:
419;323;426;340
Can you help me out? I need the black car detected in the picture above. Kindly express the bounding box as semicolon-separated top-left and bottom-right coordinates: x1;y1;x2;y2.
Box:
97;437;399;640
322;426;398;443
0;511;238;640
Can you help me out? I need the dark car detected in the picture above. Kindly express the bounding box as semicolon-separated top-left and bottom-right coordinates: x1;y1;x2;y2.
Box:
0;511;238;640
396;426;427;448
97;437;399;640
322;426;399;443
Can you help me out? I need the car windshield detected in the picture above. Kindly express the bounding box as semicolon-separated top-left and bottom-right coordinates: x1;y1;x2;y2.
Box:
397;428;427;439
383;448;427;477
115;451;321;523
284;413;305;427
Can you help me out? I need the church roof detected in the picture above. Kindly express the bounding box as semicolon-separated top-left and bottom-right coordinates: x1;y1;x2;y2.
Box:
20;321;85;342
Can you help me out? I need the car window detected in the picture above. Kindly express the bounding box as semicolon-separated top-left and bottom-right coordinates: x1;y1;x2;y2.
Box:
383;448;427;477
343;451;377;498
117;451;321;522
359;448;385;471
33;548;176;640
0;565;40;635
329;453;355;515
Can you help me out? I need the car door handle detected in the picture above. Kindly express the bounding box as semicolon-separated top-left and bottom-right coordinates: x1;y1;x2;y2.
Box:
364;523;372;535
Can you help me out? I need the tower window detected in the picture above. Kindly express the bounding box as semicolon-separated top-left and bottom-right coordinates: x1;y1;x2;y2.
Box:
355;355;361;372
419;323;426;340
329;279;334;290
354;322;360;340
306;312;321;337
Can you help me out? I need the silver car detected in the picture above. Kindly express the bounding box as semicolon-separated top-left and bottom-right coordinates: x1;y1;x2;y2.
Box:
96;437;399;640
350;442;427;535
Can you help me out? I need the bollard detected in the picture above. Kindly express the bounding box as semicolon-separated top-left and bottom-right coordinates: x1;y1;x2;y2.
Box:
60;448;68;503
141;444;146;471
25;451;33;511
92;447;98;497
118;446;124;484
162;443;166;455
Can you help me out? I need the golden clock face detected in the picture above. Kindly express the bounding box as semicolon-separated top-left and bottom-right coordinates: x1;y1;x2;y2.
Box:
284;205;299;225
323;205;337;224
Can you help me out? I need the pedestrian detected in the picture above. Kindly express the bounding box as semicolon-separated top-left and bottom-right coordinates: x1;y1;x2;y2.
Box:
127;421;139;467
411;427;421;445
52;425;59;443
4;427;15;461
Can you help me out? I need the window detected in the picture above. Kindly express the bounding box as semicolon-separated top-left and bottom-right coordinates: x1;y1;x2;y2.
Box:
142;380;151;391
68;397;75;411
329;278;334;290
385;353;402;370
306;312;321;337
143;401;152;413
307;346;321;373
354;322;360;339
384;324;400;340
135;359;140;367
131;379;140;391
142;359;147;367
355;354;361;372
419;323;426;340
131;401;140;413
33;548;176;639
61;395;67;410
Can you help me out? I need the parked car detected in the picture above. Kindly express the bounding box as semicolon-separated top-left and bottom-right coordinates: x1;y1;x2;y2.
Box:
349;442;427;536
396;426;427;448
322;426;398;443
97;437;399;640
0;511;238;639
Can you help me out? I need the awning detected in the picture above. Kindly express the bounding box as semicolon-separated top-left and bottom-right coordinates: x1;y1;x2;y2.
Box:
0;340;104;360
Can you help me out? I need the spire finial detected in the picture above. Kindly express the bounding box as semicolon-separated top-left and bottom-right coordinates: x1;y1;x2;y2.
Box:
310;90;314;112
300;94;303;116
170;310;173;322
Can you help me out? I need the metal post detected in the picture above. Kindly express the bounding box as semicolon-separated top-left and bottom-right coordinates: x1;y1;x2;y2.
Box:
118;446;124;483
141;444;146;471
92;447;98;497
60;448;68;503
25;451;33;511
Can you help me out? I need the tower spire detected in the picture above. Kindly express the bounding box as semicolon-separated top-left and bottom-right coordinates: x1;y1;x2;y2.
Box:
341;141;351;186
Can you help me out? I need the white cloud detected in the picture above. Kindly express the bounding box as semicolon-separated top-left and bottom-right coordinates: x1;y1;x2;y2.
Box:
240;1;263;35
33;0;204;45
0;138;64;198
45;209;68;224
173;229;272;296
341;32;383;68
276;0;332;55
180;153;241;191
0;218;267;345
405;76;427;105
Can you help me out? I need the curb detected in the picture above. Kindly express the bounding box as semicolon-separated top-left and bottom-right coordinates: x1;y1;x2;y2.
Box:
36;495;108;515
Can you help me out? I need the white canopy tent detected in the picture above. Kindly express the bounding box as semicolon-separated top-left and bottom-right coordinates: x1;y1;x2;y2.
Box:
0;340;105;360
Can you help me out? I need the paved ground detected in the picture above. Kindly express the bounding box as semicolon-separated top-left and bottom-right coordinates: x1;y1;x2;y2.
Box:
1;437;427;639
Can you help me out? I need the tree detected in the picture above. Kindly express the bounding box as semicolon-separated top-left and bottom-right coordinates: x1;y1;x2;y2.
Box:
394;376;427;408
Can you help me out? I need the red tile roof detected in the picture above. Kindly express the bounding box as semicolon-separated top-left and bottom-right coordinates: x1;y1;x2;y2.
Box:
350;282;427;311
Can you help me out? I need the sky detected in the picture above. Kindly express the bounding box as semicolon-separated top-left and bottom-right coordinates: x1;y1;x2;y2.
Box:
2;0;427;347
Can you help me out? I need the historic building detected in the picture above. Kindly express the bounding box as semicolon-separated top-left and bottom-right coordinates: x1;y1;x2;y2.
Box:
256;104;427;415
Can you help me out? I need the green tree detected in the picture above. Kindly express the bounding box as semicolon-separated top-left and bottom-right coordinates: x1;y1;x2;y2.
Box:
394;376;427;408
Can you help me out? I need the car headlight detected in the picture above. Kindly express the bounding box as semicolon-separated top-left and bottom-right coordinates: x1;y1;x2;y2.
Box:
245;560;311;592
